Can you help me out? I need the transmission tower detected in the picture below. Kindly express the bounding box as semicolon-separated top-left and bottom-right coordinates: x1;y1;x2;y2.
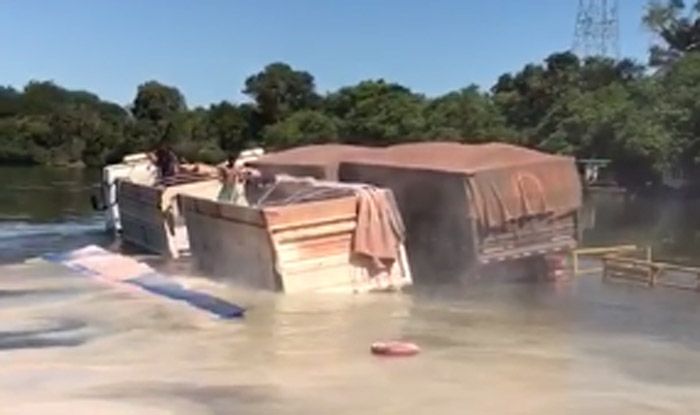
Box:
573;0;620;59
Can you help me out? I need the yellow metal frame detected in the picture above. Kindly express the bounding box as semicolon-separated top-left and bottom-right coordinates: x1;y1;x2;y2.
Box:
602;255;700;291
570;244;644;276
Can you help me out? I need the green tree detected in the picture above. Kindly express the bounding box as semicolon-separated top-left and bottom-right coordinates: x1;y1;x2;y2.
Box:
243;62;320;124
644;0;700;66
262;110;338;148
206;102;248;151
492;52;582;136
325;79;426;145
424;85;513;142
493;52;645;146
657;53;700;175
0;86;20;117
538;82;671;188
129;81;187;151
131;81;186;122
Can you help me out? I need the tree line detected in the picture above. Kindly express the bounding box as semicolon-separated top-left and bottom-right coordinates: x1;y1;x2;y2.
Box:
1;0;699;189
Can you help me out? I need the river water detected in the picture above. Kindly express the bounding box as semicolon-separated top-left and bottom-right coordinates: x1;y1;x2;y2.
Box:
1;167;700;414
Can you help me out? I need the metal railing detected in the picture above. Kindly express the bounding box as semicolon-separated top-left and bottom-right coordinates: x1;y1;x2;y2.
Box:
570;244;700;292
571;244;643;276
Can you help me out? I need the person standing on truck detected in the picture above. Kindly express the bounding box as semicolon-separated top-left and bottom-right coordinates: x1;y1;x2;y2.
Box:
150;143;180;180
217;152;264;206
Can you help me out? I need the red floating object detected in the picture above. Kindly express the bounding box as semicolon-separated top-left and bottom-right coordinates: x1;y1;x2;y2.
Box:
370;341;420;357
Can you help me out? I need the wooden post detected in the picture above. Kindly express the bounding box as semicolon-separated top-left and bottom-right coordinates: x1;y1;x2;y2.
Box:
646;246;652;263
602;257;609;281
649;265;659;287
572;251;579;276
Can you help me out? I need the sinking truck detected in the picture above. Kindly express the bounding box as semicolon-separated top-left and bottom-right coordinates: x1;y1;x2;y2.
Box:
250;142;583;283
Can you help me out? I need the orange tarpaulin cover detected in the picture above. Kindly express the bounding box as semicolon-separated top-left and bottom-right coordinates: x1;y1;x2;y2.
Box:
372;142;582;229
249;144;378;181
250;142;582;230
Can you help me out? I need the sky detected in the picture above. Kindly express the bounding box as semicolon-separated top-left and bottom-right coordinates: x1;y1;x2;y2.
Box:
0;0;652;107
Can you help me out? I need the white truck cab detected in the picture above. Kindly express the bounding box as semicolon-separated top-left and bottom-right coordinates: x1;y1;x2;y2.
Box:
93;153;157;233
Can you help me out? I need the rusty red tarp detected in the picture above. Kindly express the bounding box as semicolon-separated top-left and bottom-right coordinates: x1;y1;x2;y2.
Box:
368;142;582;229
249;142;582;230
249;144;378;181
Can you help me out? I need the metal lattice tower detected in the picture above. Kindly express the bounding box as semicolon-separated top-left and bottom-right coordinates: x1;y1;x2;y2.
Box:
573;0;620;59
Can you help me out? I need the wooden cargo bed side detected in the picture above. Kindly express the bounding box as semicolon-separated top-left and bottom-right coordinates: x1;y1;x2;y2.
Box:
264;196;360;293
118;179;221;258
180;194;278;290
118;181;174;257
182;192;411;294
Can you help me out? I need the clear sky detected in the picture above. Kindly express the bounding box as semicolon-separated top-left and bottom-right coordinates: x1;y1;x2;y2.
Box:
1;0;652;107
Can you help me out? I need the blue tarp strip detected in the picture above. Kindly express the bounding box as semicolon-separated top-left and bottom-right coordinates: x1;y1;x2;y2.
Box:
43;251;245;320
125;272;245;319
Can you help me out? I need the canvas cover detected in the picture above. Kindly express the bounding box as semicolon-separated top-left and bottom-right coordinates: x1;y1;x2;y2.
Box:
370;142;583;229
248;144;378;181
250;142;581;229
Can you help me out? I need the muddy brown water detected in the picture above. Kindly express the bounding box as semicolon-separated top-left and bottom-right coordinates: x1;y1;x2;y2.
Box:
2;167;700;413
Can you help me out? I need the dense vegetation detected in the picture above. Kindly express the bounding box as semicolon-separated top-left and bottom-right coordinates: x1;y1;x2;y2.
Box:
1;0;700;189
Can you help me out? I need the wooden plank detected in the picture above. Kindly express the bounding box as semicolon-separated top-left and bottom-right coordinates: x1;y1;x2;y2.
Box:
276;244;352;264
274;235;353;262
271;220;356;243
264;196;357;229
481;229;577;252
266;211;358;233
278;252;352;275
575;245;638;256
280;263;354;294
576;267;603;276
479;238;576;263
605;256;700;274
275;233;353;252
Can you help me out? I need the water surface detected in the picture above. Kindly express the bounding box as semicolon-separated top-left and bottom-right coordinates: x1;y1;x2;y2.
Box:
1;167;700;414
0;166;108;263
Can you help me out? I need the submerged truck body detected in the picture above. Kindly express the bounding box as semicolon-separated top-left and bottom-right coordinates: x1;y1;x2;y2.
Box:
251;142;582;283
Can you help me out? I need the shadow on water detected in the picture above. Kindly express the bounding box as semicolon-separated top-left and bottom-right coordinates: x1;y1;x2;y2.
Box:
0;318;90;351
0;287;84;300
84;382;282;415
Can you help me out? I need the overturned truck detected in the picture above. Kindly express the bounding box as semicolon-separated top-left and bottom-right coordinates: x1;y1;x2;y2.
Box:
251;142;582;283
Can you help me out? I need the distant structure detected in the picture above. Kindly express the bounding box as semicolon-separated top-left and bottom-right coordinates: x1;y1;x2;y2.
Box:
573;0;620;59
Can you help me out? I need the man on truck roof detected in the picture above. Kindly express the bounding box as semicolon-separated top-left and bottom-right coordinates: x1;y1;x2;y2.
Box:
149;143;180;180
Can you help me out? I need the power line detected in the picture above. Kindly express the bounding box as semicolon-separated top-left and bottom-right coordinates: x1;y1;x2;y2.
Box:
573;0;620;59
